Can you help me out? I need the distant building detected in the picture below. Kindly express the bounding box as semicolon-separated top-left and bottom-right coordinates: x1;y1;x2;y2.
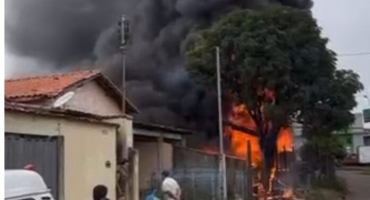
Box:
292;113;370;157
334;113;370;154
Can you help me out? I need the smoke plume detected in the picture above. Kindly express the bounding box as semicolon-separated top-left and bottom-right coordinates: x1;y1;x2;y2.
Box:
5;0;312;136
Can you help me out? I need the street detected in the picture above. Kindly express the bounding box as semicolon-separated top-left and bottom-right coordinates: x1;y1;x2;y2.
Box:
337;168;370;200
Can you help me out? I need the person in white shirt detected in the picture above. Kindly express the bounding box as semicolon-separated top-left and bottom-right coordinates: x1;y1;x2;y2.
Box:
161;170;181;200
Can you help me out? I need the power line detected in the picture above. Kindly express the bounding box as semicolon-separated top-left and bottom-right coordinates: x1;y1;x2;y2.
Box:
337;52;370;57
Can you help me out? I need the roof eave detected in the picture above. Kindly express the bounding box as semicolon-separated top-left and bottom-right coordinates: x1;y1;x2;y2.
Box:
96;73;140;114
133;121;194;135
4;102;124;127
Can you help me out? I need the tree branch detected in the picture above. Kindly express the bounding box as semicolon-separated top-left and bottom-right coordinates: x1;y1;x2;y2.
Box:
223;120;259;137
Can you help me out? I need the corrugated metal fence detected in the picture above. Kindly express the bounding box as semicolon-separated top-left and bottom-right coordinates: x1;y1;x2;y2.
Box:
172;146;254;200
5;133;63;200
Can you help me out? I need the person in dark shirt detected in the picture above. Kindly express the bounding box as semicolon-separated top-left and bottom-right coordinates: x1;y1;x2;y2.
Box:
93;185;110;200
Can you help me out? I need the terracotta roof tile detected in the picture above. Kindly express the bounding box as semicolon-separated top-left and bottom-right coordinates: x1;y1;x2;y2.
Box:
5;70;100;101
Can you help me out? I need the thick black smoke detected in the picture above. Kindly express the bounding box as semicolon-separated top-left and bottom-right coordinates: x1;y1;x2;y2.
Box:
5;0;312;136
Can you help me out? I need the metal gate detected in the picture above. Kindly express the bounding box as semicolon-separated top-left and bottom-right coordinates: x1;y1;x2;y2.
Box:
5;133;63;200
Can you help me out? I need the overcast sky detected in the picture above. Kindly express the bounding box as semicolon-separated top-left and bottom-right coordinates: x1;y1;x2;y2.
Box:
312;0;370;113
5;0;370;112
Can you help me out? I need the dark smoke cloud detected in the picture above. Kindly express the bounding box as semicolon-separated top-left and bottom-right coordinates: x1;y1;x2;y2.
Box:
5;0;312;136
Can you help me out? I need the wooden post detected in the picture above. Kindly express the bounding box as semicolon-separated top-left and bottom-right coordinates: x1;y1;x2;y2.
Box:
246;140;253;200
283;146;287;171
192;170;196;199
275;147;279;174
212;175;216;200
242;158;246;200
133;149;139;200
158;133;164;177
230;158;237;199
293;145;298;189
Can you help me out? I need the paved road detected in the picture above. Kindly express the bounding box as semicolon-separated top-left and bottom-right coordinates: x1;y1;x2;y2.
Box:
337;168;370;200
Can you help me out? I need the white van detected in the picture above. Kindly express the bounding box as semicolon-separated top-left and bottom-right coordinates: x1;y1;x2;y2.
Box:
5;170;55;200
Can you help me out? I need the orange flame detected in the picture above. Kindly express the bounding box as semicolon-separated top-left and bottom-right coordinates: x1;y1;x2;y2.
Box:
226;104;293;163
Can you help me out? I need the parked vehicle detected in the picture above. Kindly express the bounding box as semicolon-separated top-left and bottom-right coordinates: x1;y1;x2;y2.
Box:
341;153;359;165
5;170;54;200
358;146;370;164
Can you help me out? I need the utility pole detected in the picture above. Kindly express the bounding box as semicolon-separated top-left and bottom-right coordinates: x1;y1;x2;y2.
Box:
216;46;228;200
118;15;132;200
118;15;129;113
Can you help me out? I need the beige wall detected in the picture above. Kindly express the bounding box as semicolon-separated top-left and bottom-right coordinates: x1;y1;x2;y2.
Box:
5;111;117;200
63;80;134;163
106;118;133;158
134;141;173;190
65;81;122;116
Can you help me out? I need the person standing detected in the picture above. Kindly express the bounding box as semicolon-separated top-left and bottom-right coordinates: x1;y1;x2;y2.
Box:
161;170;181;200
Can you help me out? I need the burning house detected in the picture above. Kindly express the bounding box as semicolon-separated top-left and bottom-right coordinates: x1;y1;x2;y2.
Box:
189;96;297;199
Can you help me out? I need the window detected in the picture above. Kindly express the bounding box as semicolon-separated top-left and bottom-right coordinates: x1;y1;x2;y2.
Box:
363;136;370;146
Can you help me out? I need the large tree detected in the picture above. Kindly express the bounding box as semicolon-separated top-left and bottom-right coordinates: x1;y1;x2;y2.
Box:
299;69;363;179
186;6;362;189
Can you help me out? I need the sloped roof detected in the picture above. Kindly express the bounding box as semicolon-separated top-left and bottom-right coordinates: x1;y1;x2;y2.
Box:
5;70;139;114
5;70;99;101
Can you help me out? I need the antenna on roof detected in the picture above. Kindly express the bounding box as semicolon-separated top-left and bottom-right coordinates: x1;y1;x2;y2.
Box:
53;91;75;108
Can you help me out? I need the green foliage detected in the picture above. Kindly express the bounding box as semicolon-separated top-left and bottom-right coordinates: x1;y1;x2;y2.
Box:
304;177;348;200
363;167;370;175
302;69;363;134
311;177;349;195
186;6;363;135
305;189;344;200
303;135;346;156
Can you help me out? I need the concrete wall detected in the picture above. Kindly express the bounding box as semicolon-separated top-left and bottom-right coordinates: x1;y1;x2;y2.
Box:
106;118;133;158
291;123;305;160
292;123;304;147
352;132;370;152
5;111;117;200
134;141;173;190
63;80;134;159
353;113;364;130
65;81;122;116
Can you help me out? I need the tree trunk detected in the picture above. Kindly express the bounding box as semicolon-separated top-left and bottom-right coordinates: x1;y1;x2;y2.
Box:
259;125;280;193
